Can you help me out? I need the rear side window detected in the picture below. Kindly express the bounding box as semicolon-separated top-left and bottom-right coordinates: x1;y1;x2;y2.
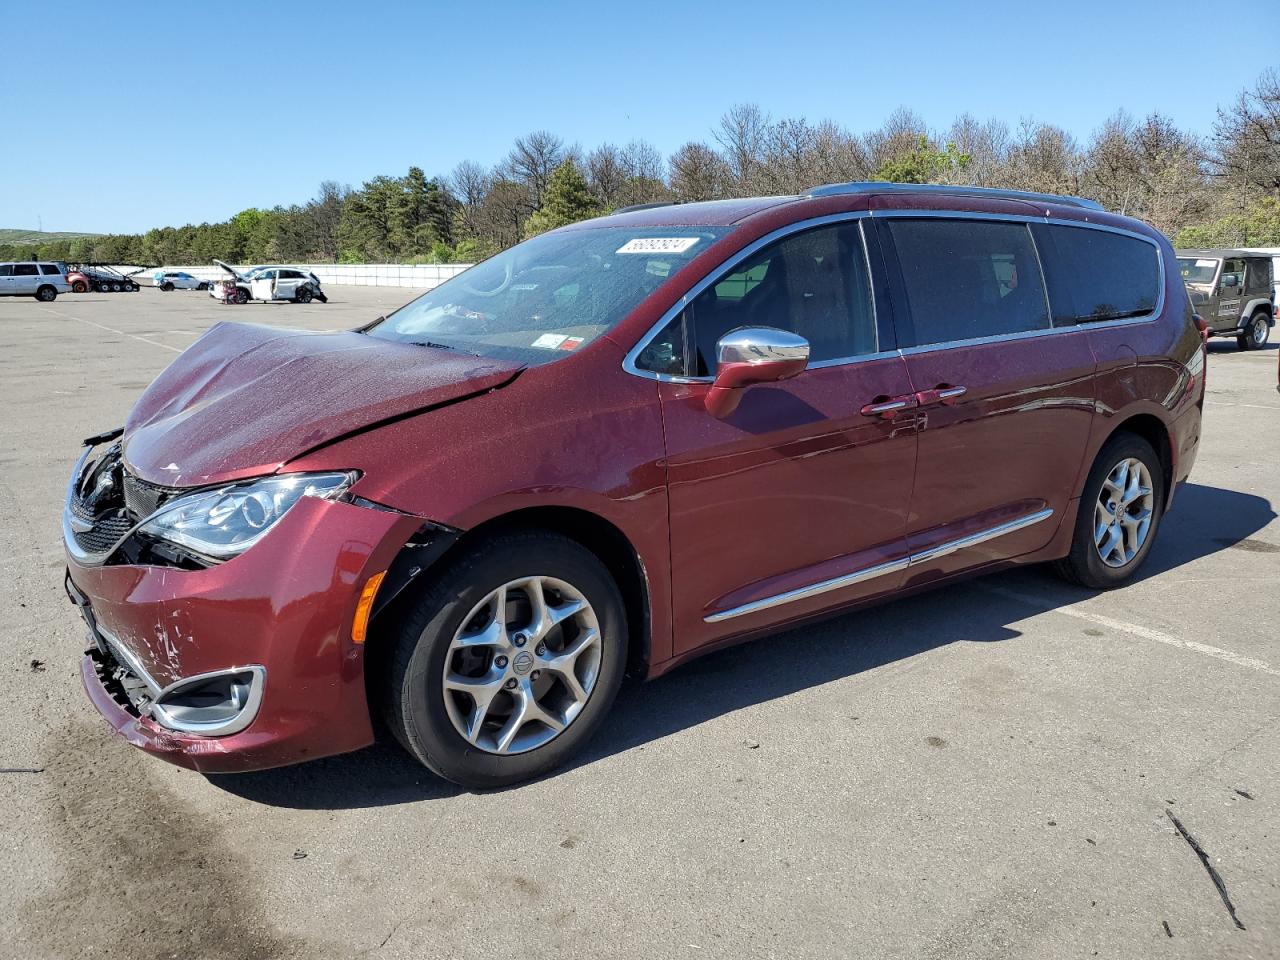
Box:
886;218;1050;346
13;263;38;276
1036;224;1160;323
39;264;61;275
637;221;877;376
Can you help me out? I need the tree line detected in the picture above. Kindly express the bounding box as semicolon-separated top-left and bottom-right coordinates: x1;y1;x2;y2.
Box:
4;70;1277;267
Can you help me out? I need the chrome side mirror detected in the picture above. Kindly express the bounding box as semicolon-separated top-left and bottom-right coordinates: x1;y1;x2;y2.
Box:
705;327;810;418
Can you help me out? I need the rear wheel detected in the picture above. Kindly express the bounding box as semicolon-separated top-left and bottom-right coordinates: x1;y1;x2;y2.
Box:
110;282;122;292
125;282;138;292
380;531;627;788
1242;311;1270;350
295;285;313;303
71;280;87;293
1053;433;1165;588
35;285;57;302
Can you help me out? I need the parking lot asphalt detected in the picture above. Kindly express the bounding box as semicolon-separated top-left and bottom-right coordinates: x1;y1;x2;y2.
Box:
2;286;1278;960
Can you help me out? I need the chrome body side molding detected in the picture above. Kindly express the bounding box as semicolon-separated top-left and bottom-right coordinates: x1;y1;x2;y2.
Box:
704;508;1055;624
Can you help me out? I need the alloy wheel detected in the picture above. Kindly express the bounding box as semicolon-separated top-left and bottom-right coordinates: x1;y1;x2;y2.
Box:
441;576;602;755
1093;457;1154;568
1252;316;1269;347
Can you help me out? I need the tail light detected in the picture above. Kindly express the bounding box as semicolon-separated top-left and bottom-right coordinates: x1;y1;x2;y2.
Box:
1193;314;1209;342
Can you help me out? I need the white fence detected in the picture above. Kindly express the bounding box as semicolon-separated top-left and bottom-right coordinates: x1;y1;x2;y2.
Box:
153;263;473;289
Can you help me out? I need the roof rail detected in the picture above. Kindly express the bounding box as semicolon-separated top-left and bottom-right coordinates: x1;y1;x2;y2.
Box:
806;181;1104;211
612;201;679;214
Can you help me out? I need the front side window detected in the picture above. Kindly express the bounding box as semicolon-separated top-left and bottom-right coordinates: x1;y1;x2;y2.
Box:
369;226;728;367
637;221;876;377
13;263;38;276
1039;225;1160;323
887;218;1050;346
1221;258;1245;291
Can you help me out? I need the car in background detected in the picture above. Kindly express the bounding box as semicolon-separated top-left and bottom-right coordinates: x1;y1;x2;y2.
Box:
65;183;1203;788
1177;248;1275;350
154;271;209;292
210;260;327;304
0;261;70;301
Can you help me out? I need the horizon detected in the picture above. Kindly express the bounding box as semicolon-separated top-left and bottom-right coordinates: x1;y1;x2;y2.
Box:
4;0;1272;235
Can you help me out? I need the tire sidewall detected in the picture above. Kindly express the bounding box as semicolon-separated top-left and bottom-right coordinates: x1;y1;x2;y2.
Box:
393;535;628;788
1072;434;1165;587
1252;313;1269;347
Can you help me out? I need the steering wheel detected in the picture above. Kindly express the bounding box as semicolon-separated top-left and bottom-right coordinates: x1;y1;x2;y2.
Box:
460;258;514;298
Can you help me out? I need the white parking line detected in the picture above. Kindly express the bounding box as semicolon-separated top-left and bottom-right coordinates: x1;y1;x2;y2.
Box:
38;306;182;353
1204;400;1280;411
980;583;1280;678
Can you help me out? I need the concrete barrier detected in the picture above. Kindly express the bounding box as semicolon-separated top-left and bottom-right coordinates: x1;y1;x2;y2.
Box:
147;263;473;289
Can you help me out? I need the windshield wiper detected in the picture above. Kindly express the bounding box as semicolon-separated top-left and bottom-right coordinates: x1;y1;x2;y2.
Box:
408;340;480;357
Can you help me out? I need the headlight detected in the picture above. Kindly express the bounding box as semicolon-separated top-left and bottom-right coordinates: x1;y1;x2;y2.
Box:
137;472;355;560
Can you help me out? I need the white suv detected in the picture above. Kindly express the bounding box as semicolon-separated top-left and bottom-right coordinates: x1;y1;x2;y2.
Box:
0;262;71;301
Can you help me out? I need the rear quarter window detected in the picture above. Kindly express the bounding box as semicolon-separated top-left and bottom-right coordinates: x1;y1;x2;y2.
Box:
1035;224;1160;323
39;264;61;275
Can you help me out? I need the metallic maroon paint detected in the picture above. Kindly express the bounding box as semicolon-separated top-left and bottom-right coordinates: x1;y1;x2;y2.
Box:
66;186;1205;774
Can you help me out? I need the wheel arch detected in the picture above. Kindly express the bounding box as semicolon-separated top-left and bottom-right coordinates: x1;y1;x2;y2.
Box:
376;505;652;678
1103;412;1173;511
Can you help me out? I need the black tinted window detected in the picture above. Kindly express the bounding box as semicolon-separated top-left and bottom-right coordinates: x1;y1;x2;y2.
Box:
1035;224;1160;323
0;265;12;277
13;264;38;276
640;222;876;377
39;264;60;275
887;219;1049;346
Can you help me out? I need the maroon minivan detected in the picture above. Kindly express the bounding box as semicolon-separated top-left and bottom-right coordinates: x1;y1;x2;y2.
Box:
64;183;1205;787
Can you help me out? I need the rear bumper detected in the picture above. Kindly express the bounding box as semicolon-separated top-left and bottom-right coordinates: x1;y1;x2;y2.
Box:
65;495;422;773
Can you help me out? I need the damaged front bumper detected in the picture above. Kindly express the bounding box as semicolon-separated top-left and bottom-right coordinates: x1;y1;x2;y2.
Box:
63;441;427;774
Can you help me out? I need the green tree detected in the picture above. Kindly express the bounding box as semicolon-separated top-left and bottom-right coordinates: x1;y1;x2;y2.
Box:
1175;197;1280;247
523;159;599;237
873;135;971;184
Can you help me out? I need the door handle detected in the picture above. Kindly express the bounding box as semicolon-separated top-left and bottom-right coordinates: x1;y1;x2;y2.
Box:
915;385;967;406
860;394;919;418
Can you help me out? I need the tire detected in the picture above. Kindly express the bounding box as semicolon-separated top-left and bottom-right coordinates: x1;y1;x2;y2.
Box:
35;285;57;302
295;286;313;303
161;282;174;291
234;287;249;304
125;282;138;292
380;531;628;788
1245;311;1270;350
71;280;87;294
1053;433;1165;589
109;282;122;292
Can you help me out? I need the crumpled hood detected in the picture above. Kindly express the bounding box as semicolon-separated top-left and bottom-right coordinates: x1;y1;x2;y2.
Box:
123;322;522;486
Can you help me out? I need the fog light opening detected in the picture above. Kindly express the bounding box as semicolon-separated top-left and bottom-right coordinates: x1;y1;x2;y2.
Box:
150;666;265;736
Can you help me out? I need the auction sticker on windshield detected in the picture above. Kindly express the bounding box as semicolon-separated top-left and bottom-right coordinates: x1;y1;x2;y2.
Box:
616;237;701;254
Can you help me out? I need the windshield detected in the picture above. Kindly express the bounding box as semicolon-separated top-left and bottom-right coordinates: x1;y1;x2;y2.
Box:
366;226;729;365
1178;257;1220;285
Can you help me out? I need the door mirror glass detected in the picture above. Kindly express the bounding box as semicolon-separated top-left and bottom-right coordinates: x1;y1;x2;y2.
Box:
705;327;809;418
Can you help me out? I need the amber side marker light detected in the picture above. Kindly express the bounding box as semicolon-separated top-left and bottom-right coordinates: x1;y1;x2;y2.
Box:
352;571;387;644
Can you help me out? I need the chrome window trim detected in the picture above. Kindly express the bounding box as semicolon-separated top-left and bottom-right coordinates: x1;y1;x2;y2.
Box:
704;507;1054;623
622;211;879;383
873;210;1168;351
622;209;1168;382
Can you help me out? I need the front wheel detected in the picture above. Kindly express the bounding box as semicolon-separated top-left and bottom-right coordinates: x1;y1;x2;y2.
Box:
71;280;88;293
161;282;174;292
380;532;628;788
1053;433;1165;588
234;287;249;304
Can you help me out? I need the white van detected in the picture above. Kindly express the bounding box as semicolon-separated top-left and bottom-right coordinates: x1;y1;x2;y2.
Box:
0;262;71;301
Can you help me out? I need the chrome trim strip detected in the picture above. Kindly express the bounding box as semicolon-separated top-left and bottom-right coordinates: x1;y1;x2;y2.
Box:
703;556;910;624
97;625;266;737
703;507;1054;624
622;209;1169;381
622;211;876;382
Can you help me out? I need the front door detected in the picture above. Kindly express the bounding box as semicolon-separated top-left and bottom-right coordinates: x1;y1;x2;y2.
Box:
643;218;918;654
250;270;276;302
1212;257;1245;333
878;216;1096;584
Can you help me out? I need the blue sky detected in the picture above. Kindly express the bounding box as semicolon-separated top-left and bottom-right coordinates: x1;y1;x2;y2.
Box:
5;0;1272;234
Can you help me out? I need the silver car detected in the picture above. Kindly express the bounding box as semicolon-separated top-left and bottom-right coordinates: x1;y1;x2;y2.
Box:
0;261;71;301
